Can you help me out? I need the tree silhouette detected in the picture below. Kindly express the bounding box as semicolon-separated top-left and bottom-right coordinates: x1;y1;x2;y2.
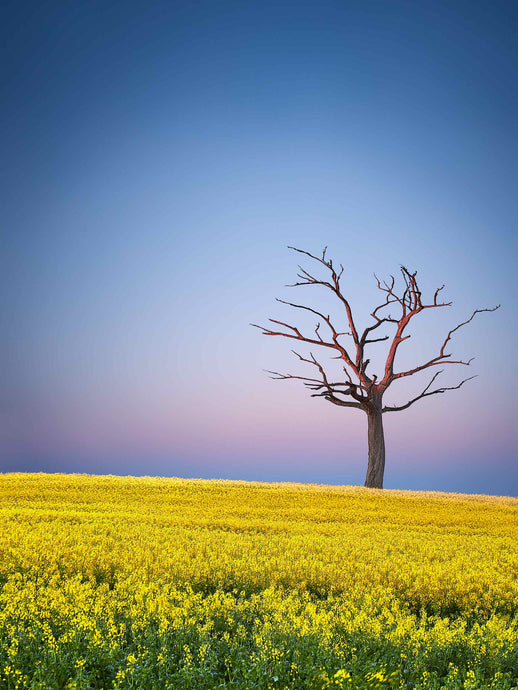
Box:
253;247;499;488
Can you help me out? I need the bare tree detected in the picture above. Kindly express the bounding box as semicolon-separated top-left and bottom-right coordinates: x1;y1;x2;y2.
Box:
253;247;499;489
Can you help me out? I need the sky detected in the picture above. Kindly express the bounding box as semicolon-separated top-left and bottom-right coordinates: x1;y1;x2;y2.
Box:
2;0;517;495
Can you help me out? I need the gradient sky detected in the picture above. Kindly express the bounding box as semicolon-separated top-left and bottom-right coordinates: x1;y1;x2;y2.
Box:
2;0;517;494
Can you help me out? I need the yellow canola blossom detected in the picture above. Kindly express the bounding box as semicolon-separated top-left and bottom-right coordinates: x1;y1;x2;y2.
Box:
0;473;517;689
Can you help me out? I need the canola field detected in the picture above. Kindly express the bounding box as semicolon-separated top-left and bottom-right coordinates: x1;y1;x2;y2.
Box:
1;473;518;690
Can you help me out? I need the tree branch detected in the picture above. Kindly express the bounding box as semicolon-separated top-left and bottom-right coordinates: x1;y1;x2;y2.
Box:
265;350;364;408
286;246;363;371
392;305;500;380
378;268;495;385
252;260;364;379
251;321;334;350
438;306;500;359
383;371;477;412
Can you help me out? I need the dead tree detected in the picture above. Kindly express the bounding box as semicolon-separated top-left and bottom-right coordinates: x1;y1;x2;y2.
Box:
253;247;499;489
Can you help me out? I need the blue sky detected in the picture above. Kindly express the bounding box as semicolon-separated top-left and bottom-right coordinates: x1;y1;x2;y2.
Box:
2;0;517;494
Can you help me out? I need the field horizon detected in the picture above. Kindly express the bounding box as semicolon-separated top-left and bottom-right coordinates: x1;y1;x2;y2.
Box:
4;470;518;502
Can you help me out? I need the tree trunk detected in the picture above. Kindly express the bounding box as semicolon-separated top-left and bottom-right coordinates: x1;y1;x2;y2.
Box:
364;404;385;489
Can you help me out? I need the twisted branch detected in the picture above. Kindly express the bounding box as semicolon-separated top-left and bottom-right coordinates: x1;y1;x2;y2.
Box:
266;350;363;408
383;371;477;413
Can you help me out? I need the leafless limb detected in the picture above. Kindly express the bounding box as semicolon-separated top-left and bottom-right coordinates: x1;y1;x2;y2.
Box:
438;307;500;358
391;305;500;381
377;266;499;384
383;371;477;413
286;246;362;362
265;350;363;408
252;264;363;382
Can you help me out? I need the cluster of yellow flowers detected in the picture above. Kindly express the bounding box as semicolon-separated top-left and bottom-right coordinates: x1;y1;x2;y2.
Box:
0;473;517;689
